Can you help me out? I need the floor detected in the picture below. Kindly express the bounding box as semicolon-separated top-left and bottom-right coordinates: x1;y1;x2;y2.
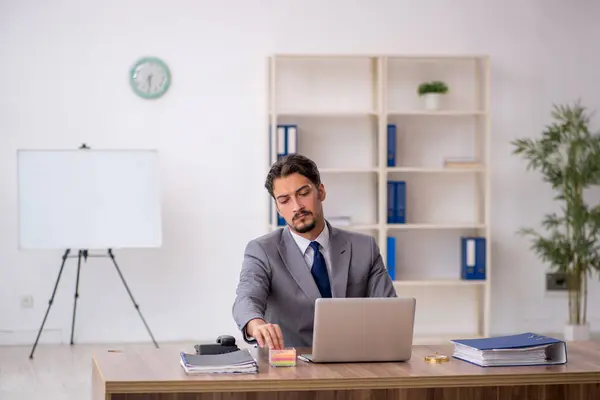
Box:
0;341;195;400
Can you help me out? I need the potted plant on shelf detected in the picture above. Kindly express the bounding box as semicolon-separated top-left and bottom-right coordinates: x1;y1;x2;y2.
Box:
511;100;600;341
417;80;448;111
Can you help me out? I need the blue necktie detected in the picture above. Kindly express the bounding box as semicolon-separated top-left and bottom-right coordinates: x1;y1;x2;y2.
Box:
310;241;332;298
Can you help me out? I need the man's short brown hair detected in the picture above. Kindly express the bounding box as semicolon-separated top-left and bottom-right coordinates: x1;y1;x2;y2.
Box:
264;154;321;198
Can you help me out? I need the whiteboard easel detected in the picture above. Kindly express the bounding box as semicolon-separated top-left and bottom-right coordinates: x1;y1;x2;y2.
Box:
18;144;161;358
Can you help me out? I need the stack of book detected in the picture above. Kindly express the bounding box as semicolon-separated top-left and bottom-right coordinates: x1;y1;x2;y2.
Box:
443;157;482;169
450;332;567;367
179;348;258;374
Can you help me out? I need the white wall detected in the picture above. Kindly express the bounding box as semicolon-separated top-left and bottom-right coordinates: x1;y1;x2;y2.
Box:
1;0;600;345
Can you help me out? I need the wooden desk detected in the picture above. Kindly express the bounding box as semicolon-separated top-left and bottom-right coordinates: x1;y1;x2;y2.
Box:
92;341;600;400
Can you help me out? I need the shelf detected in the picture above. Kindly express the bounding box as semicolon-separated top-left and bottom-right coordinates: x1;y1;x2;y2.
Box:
387;54;486;60
331;224;379;231
386;56;486;113
387;223;486;230
276;114;378;171
387;167;485;173
393;279;486;287
271;56;378;114
269;224;378;232
268;53;491;341
270;110;486;117
320;168;378;174
387;110;485;116
270;110;377;117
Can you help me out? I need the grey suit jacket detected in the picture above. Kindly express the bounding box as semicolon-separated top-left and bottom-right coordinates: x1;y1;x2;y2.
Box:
232;221;397;347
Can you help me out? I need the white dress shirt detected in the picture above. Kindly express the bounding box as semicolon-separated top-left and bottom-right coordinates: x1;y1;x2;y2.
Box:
288;223;333;280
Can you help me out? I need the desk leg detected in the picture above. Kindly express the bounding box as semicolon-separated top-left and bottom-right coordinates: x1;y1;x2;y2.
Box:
107;384;600;400
91;361;109;400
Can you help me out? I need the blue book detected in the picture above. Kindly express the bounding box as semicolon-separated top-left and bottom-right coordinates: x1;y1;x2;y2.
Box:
387;181;395;223
284;124;297;154
387;124;396;167
387;180;406;224
451;333;567;367
394;181;406;223
386;236;396;280
461;236;485;280
268;124;288;162
277;214;285;226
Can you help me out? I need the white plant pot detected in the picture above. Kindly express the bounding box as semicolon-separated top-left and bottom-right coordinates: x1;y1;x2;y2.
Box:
563;323;590;341
423;93;441;111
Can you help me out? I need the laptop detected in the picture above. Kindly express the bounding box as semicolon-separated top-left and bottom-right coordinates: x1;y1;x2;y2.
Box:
298;297;416;363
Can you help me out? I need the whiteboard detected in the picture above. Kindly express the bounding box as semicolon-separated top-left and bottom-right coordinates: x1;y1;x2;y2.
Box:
17;149;162;250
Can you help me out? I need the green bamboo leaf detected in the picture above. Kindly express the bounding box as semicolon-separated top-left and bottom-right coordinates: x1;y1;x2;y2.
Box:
512;99;600;325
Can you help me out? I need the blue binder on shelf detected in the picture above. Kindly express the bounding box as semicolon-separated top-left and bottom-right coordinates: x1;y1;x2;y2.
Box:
387;181;394;223
450;332;567;367
276;214;285;226
461;236;485;280
282;124;297;155
386;236;396;280
387;180;406;224
268;124;298;164
387;124;396;167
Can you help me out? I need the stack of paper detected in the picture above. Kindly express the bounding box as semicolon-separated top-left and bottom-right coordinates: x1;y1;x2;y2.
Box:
179;348;258;374
450;332;567;367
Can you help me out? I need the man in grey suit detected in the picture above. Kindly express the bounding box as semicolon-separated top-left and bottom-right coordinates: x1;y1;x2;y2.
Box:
232;154;397;349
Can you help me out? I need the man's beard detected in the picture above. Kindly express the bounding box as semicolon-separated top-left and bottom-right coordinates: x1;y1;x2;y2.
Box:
292;211;316;233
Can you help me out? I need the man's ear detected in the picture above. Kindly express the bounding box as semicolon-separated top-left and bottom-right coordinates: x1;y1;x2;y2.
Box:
317;184;326;201
274;201;282;215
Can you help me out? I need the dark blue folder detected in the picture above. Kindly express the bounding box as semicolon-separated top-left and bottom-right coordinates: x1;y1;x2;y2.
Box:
450;332;567;367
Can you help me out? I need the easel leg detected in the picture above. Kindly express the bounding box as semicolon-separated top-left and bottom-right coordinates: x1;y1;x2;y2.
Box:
107;249;159;348
30;249;71;359
70;250;84;345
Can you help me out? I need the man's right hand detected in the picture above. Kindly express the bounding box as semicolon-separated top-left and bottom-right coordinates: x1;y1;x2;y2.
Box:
246;318;284;350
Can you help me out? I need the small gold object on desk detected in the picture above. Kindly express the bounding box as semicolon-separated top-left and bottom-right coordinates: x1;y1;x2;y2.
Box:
424;352;450;364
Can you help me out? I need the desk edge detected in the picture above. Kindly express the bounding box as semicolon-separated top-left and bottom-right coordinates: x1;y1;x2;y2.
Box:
102;372;600;394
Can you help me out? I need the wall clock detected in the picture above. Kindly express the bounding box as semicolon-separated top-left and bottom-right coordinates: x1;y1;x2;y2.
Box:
129;56;171;99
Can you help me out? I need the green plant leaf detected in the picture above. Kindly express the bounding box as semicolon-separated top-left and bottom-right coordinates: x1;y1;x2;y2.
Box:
417;81;448;95
512;99;600;325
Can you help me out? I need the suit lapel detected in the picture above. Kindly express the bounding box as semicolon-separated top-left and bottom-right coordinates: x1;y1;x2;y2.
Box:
277;228;322;302
328;223;350;298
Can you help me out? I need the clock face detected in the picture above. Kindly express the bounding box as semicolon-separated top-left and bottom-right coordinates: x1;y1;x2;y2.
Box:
129;57;171;99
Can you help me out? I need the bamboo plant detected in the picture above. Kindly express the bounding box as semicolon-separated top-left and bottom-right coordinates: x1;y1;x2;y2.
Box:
511;101;600;327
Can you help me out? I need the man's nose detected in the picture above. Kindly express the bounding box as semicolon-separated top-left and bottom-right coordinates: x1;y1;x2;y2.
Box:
291;198;303;212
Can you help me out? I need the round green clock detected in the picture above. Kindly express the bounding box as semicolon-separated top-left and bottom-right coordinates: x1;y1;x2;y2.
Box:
129;57;171;99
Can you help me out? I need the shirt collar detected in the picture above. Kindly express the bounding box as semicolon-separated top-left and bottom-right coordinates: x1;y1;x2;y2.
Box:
289;222;330;255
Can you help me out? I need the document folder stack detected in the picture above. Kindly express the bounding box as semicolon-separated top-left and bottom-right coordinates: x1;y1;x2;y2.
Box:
450;332;568;367
179;348;258;374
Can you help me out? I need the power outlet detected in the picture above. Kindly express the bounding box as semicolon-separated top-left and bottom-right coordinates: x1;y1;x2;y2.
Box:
546;272;568;291
20;295;34;309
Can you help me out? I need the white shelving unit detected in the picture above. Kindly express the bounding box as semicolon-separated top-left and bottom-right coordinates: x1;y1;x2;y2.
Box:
266;54;491;344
